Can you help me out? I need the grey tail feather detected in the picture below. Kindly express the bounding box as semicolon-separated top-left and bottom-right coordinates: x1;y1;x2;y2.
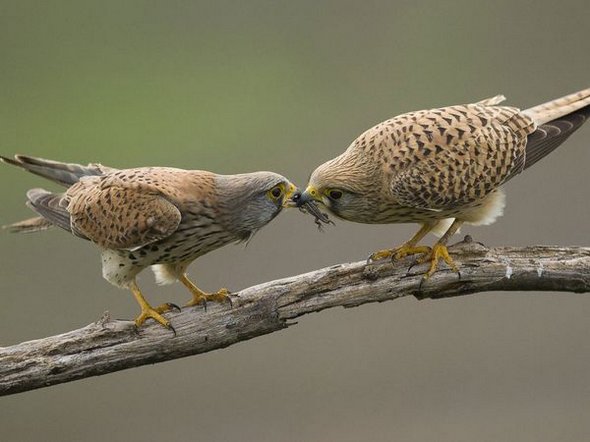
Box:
25;188;73;233
524;104;590;171
3;216;54;233
0;154;111;187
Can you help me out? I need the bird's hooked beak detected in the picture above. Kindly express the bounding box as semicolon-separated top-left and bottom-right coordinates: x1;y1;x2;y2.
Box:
282;183;299;208
285;185;334;228
289;186;322;208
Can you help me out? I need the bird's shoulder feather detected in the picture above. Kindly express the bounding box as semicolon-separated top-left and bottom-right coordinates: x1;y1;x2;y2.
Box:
349;103;535;211
65;168;217;250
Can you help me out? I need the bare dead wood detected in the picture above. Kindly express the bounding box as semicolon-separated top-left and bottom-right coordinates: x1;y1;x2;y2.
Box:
1;238;589;396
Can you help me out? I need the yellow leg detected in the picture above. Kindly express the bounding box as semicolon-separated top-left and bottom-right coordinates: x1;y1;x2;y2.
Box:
417;219;463;279
130;281;178;331
368;223;433;262
179;274;232;310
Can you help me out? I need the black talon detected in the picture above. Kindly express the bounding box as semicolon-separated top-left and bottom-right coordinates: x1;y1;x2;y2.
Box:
406;259;420;275
366;252;393;265
418;276;427;291
168;303;181;312
168;324;177;337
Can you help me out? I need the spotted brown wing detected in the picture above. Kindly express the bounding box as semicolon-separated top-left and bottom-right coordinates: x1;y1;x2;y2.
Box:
68;183;181;250
388;105;531;211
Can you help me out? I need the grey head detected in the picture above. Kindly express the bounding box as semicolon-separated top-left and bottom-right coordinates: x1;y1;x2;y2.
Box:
214;171;296;240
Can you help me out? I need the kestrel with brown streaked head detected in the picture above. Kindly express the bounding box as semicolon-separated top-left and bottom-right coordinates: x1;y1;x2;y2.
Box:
2;156;298;331
295;88;590;278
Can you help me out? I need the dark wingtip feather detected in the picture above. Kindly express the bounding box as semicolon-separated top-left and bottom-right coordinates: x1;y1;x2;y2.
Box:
1;155;21;167
1;154;109;186
3;216;54;233
524;104;590;171
25;188;72;233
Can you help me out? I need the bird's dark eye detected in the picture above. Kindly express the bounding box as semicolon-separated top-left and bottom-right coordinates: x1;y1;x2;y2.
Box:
270;186;283;199
328;189;343;200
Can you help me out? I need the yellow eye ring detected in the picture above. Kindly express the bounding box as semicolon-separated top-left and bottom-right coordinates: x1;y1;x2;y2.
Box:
268;184;284;200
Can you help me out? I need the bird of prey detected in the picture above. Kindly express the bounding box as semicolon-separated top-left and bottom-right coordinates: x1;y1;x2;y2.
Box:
2;156;297;331
295;88;590;278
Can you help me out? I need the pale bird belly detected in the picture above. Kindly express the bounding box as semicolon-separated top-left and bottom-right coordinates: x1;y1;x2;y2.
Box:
100;226;237;287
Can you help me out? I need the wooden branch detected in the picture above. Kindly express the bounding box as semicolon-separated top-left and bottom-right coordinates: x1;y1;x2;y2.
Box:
1;238;589;396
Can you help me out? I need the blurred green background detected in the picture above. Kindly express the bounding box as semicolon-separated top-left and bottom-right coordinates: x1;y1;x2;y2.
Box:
1;1;589;441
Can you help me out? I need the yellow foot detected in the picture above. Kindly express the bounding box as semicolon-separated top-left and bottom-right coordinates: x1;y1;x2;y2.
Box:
417;243;459;279
392;244;431;260
185;288;232;310
134;302;180;332
368;244;431;263
368;248;395;262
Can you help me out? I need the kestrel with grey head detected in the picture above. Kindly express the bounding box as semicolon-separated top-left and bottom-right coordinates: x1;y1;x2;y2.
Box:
295;88;590;278
2;156;298;331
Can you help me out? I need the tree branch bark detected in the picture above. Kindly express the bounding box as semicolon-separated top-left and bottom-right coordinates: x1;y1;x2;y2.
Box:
1;238;589;396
